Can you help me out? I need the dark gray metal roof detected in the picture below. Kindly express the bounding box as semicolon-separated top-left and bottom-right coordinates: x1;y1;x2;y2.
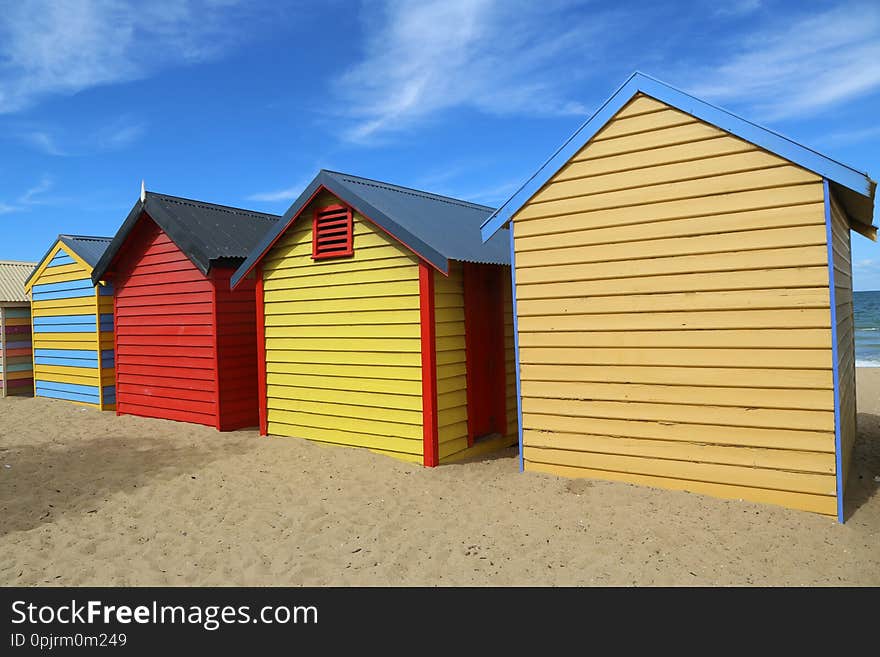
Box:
92;191;280;283
23;234;113;288
59;235;113;268
232;170;510;287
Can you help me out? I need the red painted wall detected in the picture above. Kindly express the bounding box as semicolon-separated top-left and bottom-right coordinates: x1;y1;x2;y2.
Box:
110;215;259;430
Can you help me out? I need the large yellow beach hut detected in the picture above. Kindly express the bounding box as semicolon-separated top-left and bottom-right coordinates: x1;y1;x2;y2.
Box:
233;170;517;465
24;235;116;410
481;73;877;521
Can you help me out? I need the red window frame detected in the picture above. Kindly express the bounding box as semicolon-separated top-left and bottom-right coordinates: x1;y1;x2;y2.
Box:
312;204;354;259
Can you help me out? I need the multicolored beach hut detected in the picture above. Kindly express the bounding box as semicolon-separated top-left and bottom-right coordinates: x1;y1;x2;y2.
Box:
0;260;37;397
481;73;877;520
89;190;279;431
232;170;518;465
23;236;115;409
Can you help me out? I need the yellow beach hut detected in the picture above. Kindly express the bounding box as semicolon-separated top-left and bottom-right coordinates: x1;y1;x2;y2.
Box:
24;235;116;410
233;170;517;465
480;73;877;521
0;260;37;397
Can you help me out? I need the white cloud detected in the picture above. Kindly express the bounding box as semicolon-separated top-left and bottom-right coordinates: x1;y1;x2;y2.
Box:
687;3;880;121
21;131;67;156
246;186;304;203
0;0;250;114
333;0;606;142
0;175;56;215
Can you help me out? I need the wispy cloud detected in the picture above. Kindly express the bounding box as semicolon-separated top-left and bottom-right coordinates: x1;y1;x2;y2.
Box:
713;0;762;17
21;131;67;156
246;186;305;203
814;125;880;148
0;0;251;114
94;115;148;151
12;114;148;156
333;0;608;142
687;3;880;121
0;175;57;215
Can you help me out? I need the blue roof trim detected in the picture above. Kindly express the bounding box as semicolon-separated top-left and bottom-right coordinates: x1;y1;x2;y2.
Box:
481;71;876;241
232;171;452;288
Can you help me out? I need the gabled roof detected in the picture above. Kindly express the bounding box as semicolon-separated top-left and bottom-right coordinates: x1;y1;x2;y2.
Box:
232;170;510;288
0;260;37;303
481;71;877;241
91;191;281;284
24;234;113;290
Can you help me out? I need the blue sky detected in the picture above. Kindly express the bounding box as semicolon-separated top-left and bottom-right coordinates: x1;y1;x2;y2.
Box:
2;0;880;288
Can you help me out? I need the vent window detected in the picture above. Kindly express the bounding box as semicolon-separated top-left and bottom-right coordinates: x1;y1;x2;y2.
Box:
312;204;354;259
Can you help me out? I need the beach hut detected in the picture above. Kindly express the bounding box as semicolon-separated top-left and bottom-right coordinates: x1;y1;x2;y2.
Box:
23;236;116;409
0;260;37;397
480;73;877;520
231;170;518;465
89;189;280;431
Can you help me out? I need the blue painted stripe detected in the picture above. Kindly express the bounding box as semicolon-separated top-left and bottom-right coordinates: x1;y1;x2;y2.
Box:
103;386;116;403
36;387;100;404
36;380;100;395
32;278;93;294
99;314;114;331
6;340;31;349
481;72;875;241
6;363;33;372
824;179;844;524
34;324;98;334
5;308;31;318
509;227;525;473
48;252;76;267
35;357;99;368
32;289;95;302
33;314;96;326
34;348;98;359
98;283;114;296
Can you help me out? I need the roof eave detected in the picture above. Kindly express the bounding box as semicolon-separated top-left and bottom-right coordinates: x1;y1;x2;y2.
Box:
481;71;876;241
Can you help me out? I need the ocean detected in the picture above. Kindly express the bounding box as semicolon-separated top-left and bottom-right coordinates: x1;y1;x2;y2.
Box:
854;290;880;367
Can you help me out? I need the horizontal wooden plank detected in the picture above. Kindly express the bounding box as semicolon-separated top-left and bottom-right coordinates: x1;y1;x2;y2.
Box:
611;94;669;118
267;396;422;425
517;266;829;300
516;222;827;262
264;264;418;290
267;381;421;409
524;461;836;515
522;412;833;452
263;279;419;302
264;296;420;314
571;120;729;161
264;349;422;366
263;308;420;326
265;336;421;352
265;371;421;395
592;108;695;142
525;431;835;473
518;167;818;221
520;345;831;369
517;308;831;332
524;446;835;496
518;328;831;349
267;421;421;456
262;361;420;381
522;380;832;410
516;287;830;316
521;397;833;431
264;323;420;339
267;408;421;440
533;149;789;205
555;135;751;182
516;245;828;285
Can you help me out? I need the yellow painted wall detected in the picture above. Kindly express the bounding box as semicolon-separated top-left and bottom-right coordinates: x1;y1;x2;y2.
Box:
830;191;857;491
511;94;838;515
435;263;518;464
29;243;115;410
262;191;425;463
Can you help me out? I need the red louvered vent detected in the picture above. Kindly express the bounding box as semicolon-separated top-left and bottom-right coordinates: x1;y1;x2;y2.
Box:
312;204;354;259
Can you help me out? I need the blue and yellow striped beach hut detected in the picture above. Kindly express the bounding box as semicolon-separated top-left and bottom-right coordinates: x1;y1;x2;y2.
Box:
24;235;115;410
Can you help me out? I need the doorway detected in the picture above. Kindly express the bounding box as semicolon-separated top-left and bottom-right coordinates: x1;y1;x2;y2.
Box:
463;262;507;446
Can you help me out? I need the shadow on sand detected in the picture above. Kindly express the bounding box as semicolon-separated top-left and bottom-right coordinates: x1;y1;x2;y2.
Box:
843;413;880;521
0;434;255;536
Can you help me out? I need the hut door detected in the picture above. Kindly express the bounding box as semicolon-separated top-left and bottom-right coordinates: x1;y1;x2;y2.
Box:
463;263;507;446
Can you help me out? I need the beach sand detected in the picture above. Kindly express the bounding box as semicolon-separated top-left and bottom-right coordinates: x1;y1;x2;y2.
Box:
1;371;878;586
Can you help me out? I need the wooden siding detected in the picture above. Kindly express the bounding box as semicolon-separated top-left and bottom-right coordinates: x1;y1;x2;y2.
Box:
436;261;469;461
30;245;115;409
829;191;857;492
503;267;518;445
1;305;33;397
512;94;837;515
213;268;260;430
262;191;424;463
113;218;219;427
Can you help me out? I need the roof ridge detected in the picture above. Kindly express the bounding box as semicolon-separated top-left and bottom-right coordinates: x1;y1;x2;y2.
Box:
149;192;280;220
323;170;496;212
60;234;113;241
0;259;37;265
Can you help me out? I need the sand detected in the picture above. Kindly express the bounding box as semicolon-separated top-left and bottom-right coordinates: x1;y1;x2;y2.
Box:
1;372;878;587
